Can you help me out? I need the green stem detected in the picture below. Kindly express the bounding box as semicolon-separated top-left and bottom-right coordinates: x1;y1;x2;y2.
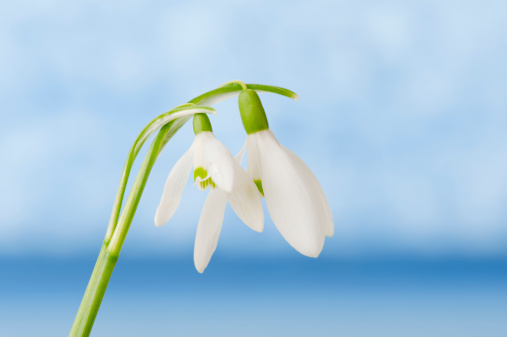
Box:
69;244;106;334
69;248;118;337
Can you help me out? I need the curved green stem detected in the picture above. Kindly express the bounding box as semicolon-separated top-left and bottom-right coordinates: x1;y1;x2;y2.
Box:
108;121;175;255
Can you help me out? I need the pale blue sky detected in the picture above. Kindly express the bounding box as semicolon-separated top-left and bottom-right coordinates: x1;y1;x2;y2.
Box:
1;0;506;258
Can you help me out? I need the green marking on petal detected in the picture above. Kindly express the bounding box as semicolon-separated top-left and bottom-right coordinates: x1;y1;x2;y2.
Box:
199;178;216;189
194;167;216;190
254;179;264;197
194;167;207;181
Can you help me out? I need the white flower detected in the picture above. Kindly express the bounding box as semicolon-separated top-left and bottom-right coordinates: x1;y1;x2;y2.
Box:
240;129;334;258
155;131;263;273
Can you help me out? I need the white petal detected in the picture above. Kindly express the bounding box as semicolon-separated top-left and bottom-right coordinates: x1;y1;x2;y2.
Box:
204;133;236;193
234;141;247;164
246;133;262;181
193;132;208;173
256;130;325;257
226;164;264;232
282;145;334;237
154;145;194;227
194;189;228;273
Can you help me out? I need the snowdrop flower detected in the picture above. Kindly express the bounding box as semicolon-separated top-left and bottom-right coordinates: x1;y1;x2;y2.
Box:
155;113;263;273
237;89;334;258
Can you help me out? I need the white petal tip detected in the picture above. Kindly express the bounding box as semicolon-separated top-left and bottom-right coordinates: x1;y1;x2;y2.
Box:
303;250;321;258
325;220;335;237
194;262;207;274
251;223;264;233
154;213;165;227
294;242;324;258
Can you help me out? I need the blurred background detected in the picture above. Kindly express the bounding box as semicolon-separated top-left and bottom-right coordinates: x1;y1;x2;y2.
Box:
1;0;506;336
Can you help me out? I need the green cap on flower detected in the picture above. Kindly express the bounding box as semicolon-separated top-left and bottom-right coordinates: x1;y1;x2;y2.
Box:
193;113;213;135
238;89;269;135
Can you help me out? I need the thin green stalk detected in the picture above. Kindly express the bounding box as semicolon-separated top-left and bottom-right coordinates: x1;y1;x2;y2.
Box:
69;244;106;334
108;122;172;255
69;249;118;337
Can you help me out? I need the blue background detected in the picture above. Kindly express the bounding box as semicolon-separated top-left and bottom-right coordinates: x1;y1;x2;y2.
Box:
1;1;506;336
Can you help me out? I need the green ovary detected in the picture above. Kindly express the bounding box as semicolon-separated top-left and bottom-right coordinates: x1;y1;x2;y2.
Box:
194;167;216;189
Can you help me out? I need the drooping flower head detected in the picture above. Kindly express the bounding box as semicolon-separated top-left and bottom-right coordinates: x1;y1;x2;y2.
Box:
237;89;334;258
155;113;263;273
154;83;333;272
